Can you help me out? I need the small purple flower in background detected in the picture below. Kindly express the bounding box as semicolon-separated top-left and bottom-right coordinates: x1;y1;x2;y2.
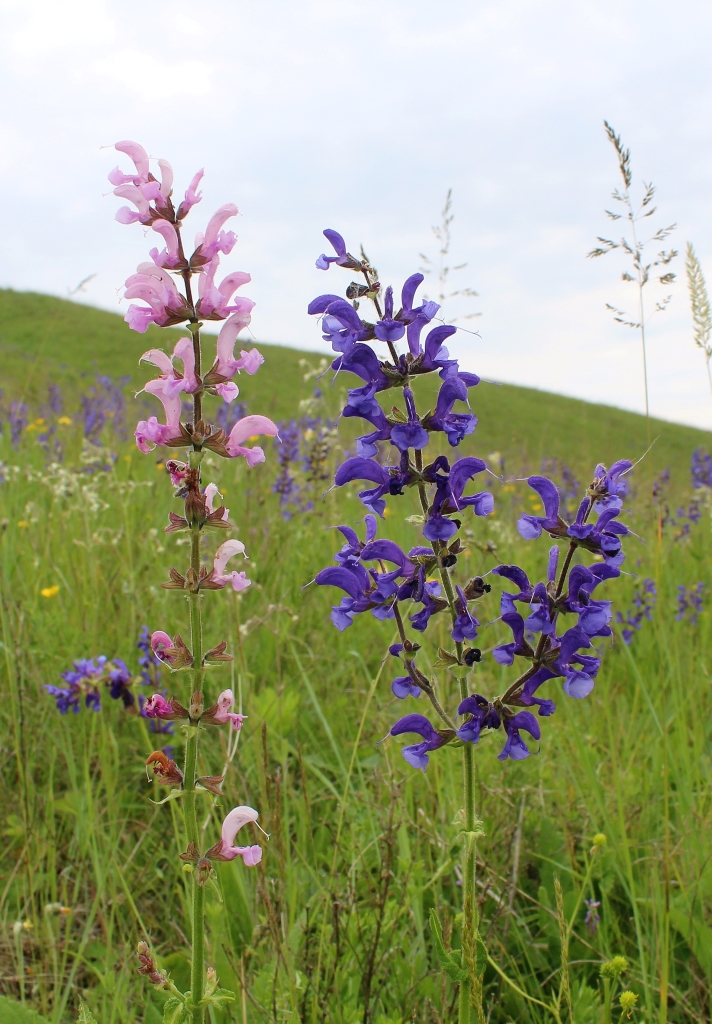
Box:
615;578;657;645
652;467;670;501
48;384;63;415
9;401;28;448
676;582;705;626
691;447;712;489
82;375;129;444
584;898;601;935
45;657;107;714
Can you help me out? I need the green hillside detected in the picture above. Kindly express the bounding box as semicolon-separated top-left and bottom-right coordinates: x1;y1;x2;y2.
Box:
0;288;708;487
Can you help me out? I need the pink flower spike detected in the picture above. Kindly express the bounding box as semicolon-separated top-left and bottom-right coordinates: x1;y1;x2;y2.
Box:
215;381;239;403
217;806;263;865
215;307;257;378
114;140;150;183
226;414;279;464
144;693;174;719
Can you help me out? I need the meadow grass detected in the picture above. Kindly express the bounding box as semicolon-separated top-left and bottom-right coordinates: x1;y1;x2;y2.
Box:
0;293;711;1023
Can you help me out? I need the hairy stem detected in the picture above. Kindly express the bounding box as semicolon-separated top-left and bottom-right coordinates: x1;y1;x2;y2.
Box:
459;688;480;1024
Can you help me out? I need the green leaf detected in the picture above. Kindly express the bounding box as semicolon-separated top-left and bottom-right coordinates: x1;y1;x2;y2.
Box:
0;996;51;1024
162;997;187;1024
76;1005;99;1024
429;909;467;983
475;935;488;976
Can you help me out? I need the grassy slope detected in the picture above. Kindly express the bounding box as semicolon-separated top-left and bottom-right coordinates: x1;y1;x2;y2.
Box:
0;288;708;486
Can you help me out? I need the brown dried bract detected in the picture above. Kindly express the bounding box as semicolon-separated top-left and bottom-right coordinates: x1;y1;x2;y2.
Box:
146;750;184;786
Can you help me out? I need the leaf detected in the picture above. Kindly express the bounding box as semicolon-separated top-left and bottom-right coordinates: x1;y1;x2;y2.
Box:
0;996;51;1024
162;997;187;1024
429;909;467;983
475;935;488;975
76;1005;99;1024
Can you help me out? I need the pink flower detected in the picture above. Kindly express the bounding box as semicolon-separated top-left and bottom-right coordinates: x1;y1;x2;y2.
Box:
149;220;181;269
165;460;188;488
154;159;173;209
225;414;279;465
150;631;174;663
204;483;229;521
143;693;174;719
210;806;262;865
195;203;238;260
141;337;199;399
134;380;182;452
178;169;204;219
213;539;251;592
108;140;150;186
196;257;252;320
211;689;246;731
215;311;262;380
124;263;186;333
113;184;152;225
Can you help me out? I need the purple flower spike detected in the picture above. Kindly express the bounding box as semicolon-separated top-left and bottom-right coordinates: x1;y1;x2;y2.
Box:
498;712;541;761
390;714;452;772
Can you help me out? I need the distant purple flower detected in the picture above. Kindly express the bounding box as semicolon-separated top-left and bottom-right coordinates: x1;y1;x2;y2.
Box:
48;384;63;415
9;401;28;447
584;898;601;934
46;656;107;714
615;578;656;645
676;582;705;626
691;447;712;489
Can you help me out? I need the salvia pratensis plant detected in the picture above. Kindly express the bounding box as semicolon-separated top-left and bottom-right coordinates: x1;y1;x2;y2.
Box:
588;121;677;440
107;140;278;1023
310;227;634;1021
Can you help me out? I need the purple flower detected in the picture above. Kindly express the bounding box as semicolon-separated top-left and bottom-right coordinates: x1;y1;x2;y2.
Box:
675;582;705;626
308;296;369;353
691;447;712;489
615;578;657;645
390;387;429;452
567;502;629;560
591;459;632;512
374;286;406;343
584;898;601;935
498;711;541;761
408;578;446;632
452;586;479;642
553;626;598;698
315;229;352;270
334;455;412;517
107;659;134;707
517;477;565;540
390;714;453;771
424;377;477;447
456;694;501;743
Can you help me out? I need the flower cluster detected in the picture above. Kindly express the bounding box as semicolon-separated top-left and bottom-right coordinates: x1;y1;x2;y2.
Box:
45;656;132;714
676;582;705;625
309;229;633;769
109;140;278;463
615;578;656;645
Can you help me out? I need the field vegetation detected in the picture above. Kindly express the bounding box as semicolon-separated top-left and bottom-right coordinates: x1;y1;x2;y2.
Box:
0;291;711;1023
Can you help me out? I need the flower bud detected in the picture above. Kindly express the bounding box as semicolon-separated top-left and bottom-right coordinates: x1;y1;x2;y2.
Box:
600;955;628;980
196;857;213;886
619;991;638;1017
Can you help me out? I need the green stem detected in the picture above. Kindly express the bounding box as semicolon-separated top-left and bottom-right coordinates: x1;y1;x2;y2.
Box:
459;701;478;1024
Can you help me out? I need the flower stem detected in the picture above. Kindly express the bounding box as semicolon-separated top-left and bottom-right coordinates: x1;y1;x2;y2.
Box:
459;694;481;1024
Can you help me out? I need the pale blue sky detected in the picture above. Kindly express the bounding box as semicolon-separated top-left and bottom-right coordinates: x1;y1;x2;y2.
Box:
2;0;712;428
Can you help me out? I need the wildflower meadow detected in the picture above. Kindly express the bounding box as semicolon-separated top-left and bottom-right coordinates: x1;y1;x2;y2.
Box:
1;139;711;1024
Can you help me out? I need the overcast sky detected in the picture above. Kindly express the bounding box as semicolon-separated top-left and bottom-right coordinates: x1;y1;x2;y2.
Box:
3;0;712;429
